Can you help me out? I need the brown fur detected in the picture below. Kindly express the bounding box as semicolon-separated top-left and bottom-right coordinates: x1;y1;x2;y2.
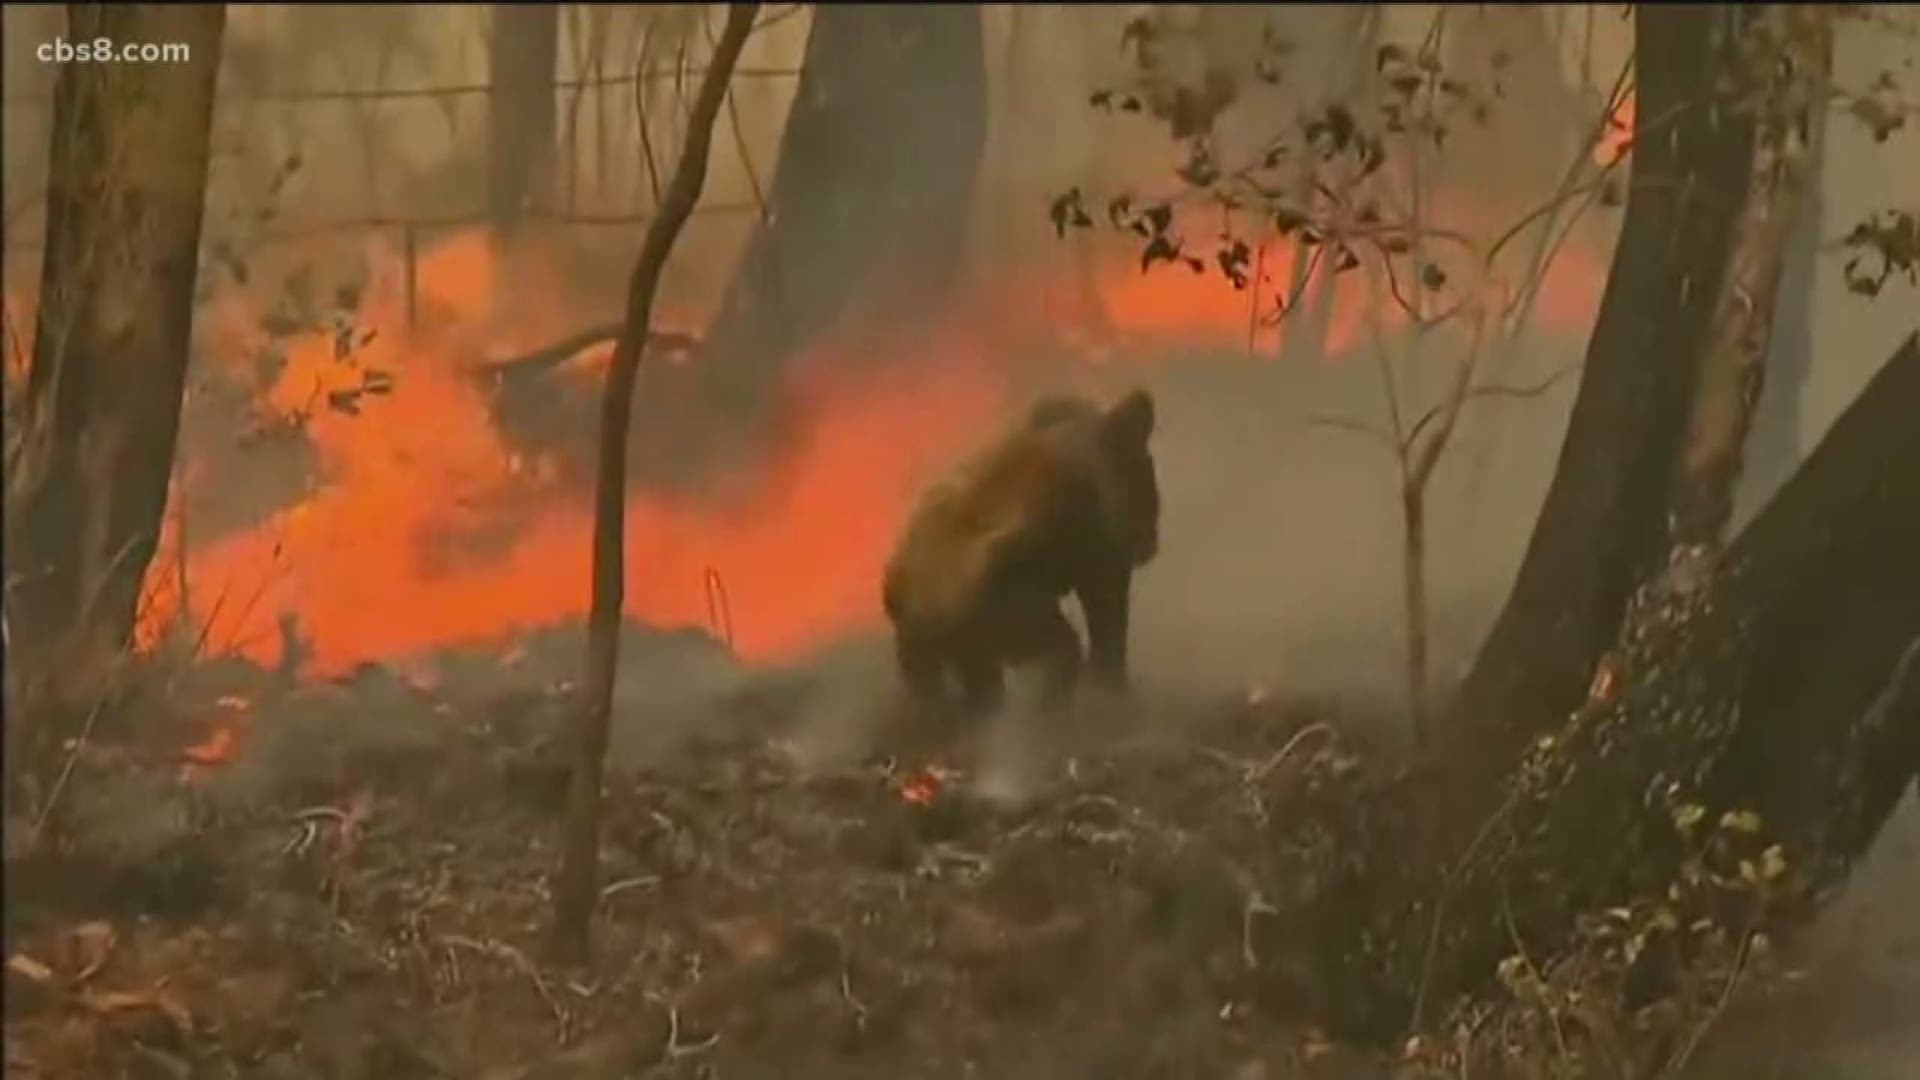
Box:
882;388;1160;718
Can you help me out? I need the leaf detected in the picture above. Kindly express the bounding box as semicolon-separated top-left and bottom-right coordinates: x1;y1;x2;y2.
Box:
69;921;117;984
1142;203;1173;236
1182;256;1205;275
1140;235;1181;271
7;955;54;984
1089;89;1113;110
1673;803;1707;833
326;389;362;416
1759;845;1790;882
1273;207;1309;237
1720;809;1764;835
1176;141;1220;187
1107;195;1134;229
1419;262;1447;291
1048;188;1083;240
1333;247;1361;274
1358;138;1386;179
1375;43;1408;72
1217;239;1252;289
362;368;394;395
1119;96;1143;114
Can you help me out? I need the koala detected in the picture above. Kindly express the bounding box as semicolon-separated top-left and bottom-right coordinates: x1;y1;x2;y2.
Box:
881;387;1160;718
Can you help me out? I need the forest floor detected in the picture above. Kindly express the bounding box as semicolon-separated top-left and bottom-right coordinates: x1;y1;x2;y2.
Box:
5;626;1916;1079
3;627;1397;1080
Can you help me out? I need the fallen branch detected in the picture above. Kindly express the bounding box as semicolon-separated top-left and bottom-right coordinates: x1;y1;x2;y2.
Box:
475;323;700;383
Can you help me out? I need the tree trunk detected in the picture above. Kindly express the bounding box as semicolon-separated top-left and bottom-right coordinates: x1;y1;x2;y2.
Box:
1737;89;1829;525
1659;6;1830;561
488;3;559;239
644;3;988;485
551;2;760;967
1429;5;1758;794
4;3;226;717
1392;331;1920;1027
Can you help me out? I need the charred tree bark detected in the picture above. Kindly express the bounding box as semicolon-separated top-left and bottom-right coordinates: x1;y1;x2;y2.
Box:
1738;94;1829;523
552;2;760;967
4;4;225;715
1336;8;1863;1029
487;4;559;239
1659;6;1830;561
647;4;987;483
1430;5;1758;791
1390;331;1920;1028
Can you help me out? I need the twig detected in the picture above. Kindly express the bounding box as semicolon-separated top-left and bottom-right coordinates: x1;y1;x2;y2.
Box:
598;874;659;902
443;935;568;1034
703;566;735;653
26;693;109;848
705;10;770;224
658;1004;720;1061
634;20;665;206
1304;412;1396;454
1667;927;1755;1072
839;966;869;1031
1401;362;1582;460
1248;722;1336;784
1241;891;1279;970
1500;884;1569;1065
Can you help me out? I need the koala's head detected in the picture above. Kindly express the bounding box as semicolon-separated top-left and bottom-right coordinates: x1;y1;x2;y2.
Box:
1098;388;1160;567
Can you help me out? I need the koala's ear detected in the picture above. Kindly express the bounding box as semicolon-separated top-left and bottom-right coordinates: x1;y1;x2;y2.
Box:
1104;388;1156;450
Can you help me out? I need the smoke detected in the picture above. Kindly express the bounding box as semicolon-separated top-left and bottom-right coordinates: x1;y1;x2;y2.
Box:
5;6;1916;1068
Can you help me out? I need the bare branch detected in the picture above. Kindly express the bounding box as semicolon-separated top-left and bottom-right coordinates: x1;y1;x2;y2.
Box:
1304;412;1398;455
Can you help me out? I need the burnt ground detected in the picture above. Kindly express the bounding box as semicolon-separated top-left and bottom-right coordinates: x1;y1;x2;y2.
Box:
5;625;1917;1079
4;627;1397;1080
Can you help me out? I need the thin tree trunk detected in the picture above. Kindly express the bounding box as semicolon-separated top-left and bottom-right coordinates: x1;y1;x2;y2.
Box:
551;2;760;967
488;4;560;239
1401;483;1430;745
5;3;226;716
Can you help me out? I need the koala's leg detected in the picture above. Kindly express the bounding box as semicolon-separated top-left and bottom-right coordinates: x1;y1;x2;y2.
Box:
1025;603;1083;710
1078;566;1133;690
895;632;949;716
954;642;1008;718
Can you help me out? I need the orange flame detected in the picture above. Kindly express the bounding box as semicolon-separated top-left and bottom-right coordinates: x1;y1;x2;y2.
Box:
116;184;1609;683
141;231;1013;678
1595;90;1635;168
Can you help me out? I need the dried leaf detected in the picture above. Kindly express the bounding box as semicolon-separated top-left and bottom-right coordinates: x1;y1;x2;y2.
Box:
69;922;117;984
7;955;54;984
